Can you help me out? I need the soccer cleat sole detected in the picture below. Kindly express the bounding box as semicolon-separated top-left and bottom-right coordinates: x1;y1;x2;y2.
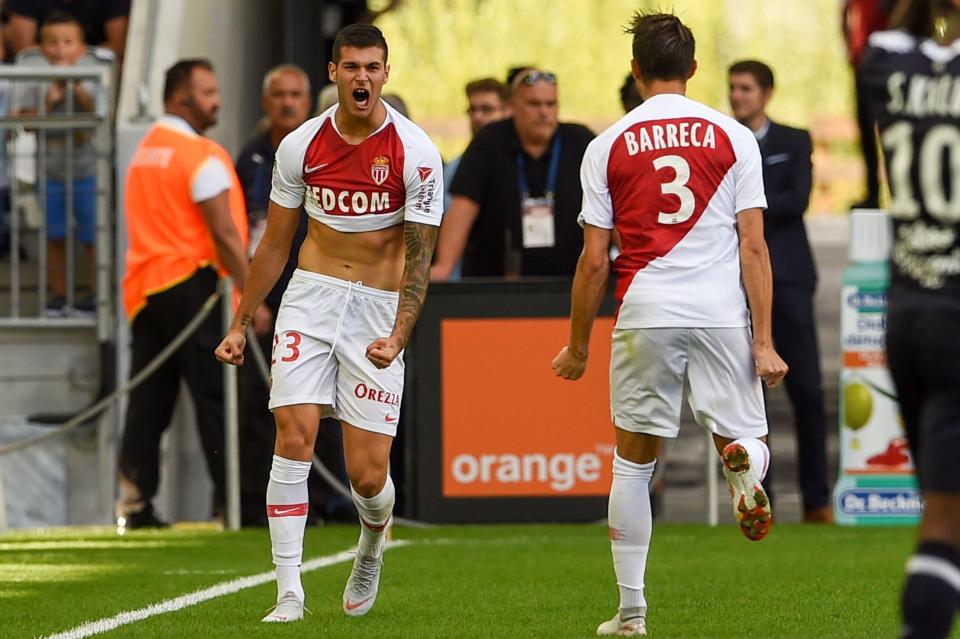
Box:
721;442;772;542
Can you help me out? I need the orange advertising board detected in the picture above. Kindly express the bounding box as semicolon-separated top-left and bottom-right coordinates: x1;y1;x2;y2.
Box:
441;317;616;497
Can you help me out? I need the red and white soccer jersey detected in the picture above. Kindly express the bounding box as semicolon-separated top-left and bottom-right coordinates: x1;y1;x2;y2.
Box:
270;102;443;230
578;93;767;328
265;102;443;436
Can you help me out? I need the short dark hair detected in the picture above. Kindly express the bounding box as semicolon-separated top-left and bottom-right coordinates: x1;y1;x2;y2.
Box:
332;23;388;63
163;59;214;103
465;78;508;103
729;60;775;90
625;12;695;82
40;10;84;39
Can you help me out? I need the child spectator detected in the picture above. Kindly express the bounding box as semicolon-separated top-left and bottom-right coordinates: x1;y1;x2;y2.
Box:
15;11;100;314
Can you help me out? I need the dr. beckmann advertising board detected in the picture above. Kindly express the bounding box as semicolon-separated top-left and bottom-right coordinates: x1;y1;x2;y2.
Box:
833;210;921;525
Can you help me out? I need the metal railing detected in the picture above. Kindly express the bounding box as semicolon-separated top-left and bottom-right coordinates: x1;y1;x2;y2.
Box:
0;60;114;332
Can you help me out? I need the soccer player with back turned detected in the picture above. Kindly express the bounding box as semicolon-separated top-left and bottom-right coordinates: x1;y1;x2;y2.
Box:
552;12;788;636
860;1;960;637
215;24;443;622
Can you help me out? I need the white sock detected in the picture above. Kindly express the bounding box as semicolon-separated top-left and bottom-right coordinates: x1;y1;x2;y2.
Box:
267;455;311;602
609;451;655;620
732;437;770;481
351;475;395;556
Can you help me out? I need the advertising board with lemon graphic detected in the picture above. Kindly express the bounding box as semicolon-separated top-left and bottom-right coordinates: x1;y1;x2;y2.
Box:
833;211;921;525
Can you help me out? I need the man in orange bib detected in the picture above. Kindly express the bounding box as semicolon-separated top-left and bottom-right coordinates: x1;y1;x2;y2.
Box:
118;59;255;529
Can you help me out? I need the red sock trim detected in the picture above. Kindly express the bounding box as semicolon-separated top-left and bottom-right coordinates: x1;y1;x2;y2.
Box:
266;503;308;517
360;516;390;532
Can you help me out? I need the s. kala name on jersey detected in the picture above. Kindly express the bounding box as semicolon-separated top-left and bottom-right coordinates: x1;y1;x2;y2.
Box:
885;71;960;117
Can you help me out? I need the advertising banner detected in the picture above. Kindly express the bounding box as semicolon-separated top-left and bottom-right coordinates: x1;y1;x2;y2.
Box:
834;277;921;525
440;317;616;498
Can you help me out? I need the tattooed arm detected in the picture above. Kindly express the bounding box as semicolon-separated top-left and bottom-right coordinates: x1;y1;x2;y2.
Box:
365;221;439;369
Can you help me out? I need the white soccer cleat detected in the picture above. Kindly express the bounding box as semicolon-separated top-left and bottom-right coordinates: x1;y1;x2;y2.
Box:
261;590;304;623
597;612;647;636
342;547;383;617
721;442;772;541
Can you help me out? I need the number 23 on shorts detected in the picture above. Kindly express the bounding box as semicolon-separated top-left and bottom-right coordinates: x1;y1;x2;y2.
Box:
272;331;302;365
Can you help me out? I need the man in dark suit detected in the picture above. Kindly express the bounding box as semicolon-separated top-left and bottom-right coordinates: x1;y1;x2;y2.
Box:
728;60;832;523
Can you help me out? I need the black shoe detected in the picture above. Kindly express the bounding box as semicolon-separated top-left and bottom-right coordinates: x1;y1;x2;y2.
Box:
119;505;169;530
850;197;880;211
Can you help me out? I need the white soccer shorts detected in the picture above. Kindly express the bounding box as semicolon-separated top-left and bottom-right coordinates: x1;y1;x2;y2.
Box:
610;327;768;439
268;269;403;437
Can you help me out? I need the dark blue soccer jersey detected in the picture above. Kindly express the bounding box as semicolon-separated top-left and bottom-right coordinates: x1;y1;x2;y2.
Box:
861;29;960;298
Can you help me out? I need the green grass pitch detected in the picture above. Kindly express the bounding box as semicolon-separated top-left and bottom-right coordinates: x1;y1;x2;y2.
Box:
1;522;949;638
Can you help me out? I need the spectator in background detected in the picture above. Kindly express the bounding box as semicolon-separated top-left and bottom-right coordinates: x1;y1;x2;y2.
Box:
444;78;510;212
382;92;409;118
234;64;351;526
14;12;101;314
438;78;509;281
0;36;13;259
729;60;832;523
843;0;895;209
432;69;593;279
315;83;338;115
619;72;643;112
4;0;129;62
117;59;251;528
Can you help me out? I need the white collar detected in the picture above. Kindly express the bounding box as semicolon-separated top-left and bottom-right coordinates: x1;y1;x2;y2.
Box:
158;113;200;137
754;119;771;142
919;38;960;64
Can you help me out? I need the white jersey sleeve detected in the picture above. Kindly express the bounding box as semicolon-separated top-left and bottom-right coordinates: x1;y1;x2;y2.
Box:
270;127;308;209
577;137;614;229
401;132;444;227
731;130;767;214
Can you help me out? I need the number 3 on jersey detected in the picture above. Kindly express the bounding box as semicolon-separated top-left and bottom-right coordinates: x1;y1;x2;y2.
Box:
654;155;695;225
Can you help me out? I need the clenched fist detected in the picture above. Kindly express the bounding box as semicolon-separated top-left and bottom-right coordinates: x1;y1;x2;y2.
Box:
215;329;247;366
552;346;588;381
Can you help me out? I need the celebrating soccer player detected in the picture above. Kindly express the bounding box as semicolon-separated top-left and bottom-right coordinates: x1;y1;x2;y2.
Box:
860;1;960;637
552;12;788;636
215;24;443;622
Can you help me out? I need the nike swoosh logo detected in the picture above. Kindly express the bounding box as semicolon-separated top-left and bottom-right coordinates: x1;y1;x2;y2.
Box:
345;596;373;611
304;163;328;174
385;415;397;423
272;507;301;515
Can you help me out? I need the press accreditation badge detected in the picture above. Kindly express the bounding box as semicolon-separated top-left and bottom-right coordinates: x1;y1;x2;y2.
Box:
521;196;556;248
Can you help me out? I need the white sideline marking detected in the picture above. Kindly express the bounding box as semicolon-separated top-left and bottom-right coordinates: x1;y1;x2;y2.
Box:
39;540;411;639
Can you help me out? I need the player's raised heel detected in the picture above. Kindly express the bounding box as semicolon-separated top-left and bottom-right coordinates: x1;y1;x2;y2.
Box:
597;612;647;636
261;591;304;623
721;442;772;542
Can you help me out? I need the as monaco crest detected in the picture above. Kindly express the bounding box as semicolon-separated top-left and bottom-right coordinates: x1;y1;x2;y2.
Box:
371;155;389;185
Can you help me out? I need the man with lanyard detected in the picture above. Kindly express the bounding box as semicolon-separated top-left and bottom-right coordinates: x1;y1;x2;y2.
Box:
431;69;594;279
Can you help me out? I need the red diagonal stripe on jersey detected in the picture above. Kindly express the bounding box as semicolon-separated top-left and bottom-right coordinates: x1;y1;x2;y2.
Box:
266;503;309;517
606;117;736;312
417;166;433;181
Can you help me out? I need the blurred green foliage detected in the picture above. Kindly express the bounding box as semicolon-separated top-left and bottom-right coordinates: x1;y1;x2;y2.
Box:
378;0;853;130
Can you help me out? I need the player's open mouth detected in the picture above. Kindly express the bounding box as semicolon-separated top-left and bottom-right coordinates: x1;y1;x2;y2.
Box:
352;88;370;108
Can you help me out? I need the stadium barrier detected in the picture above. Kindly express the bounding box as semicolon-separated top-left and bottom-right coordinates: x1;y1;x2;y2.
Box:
0;273;428;531
405;279;720;525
